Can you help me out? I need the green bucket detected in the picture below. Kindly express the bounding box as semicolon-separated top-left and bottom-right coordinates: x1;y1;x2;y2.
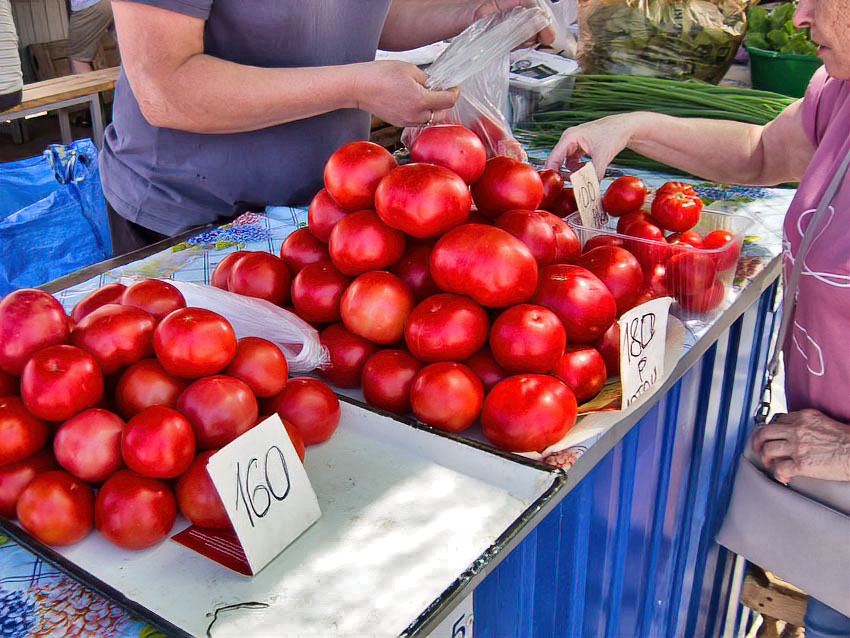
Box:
745;45;823;98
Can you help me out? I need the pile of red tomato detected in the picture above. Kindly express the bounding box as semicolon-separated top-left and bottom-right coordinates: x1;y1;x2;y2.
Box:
0;282;341;549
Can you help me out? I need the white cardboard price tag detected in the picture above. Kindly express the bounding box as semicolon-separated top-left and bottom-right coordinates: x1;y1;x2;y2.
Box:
205;414;321;575
619;297;673;410
569;161;607;229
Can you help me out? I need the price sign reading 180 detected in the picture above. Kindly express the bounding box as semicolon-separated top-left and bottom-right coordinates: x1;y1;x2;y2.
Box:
618;297;672;410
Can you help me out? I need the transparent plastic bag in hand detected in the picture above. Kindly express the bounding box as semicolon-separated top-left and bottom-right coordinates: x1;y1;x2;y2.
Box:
156;280;329;373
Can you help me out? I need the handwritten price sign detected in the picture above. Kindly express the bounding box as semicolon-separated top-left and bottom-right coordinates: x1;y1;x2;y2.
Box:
619;297;672;410
570;162;607;229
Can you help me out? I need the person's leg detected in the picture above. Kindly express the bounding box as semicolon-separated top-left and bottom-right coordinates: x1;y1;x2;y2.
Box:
67;0;114;73
106;203;168;257
69;59;94;74
805;597;850;638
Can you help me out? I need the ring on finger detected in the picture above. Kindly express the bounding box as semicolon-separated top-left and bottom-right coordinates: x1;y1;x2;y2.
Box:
426;110;435;126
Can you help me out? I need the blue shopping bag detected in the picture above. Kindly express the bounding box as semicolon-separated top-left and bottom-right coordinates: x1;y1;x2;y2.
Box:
0;139;111;296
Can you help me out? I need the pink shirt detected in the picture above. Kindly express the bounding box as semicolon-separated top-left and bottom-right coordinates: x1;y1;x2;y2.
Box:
782;67;850;423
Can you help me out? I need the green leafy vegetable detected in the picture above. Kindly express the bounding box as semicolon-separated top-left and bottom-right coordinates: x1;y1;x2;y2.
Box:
746;2;818;55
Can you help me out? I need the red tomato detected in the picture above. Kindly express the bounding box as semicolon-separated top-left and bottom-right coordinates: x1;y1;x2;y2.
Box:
602;175;646;216
583;234;626;252
340;271;414;345
324;141;397;211
361;349;423;414
431;223;539;308
534;264;617;344
616;210;649;234
263;377;340;445
115;358;189;419
122;405;196;478
95;469;176;550
575;246;644;315
154;307;237;378
307;188;349;242
120;279;187;321
538;169;564;210
494;209;581;267
319;323;380;388
280;227;331;274
223;337;288;397
666;252;717;295
227;251;292;306
551;345;607;403
211;251;249;290
547;186;578;218
656;181;698;198
290;261;351;324
481;375;577;452
0;448;58;519
703;229;739;271
409;124;487;184
174;450;230;530
651;192;702;232
0;396;48;466
20;345;103;422
390;242;441;302
489;304;566;373
667;229;705;250
404;293;489;363
410;362;484;432
70;303;157;375
0;369;16;396
678;278;725;313
471;156;544;218
0;289;71;376
16;470;94;546
177;376;258;450
374;163;471;239
54;408;124;483
329;210;406;276
463;347;509;392
592;322;620;377
282;418;306;462
623;220;668;269
642;262;672;301
70;283;126;323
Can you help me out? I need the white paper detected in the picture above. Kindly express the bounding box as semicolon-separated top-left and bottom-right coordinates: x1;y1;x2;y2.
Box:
619;297;673;410
206;415;321;575
570;162;607;230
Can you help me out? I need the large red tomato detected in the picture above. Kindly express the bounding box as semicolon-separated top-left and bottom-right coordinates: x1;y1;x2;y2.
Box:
177;376;258;449
551;345;607;403
409;124;487;184
656;181;698;198
319;323;380;388
494;209;581;267
666;252;717;295
538;169;564;210
340;271;414;345
0;369;16;396
481;375;577;452
95;469;177;550
533;264;617;344
223;337;288;397
280;227;331;274
463;347;509;392
290;261;351;324
430;224;539;308
489;304;566;373
0;396;48;466
70;303;157;375
175;450;230;530
641;262;672;302
120;279;186;321
592;321;621;377
70;283;126;323
20;345;103;421
389;242;441;301
703;229;739;271
667;229;705;250
281;418;306;462
211;251;248;290
678;278;725;313
115;358;189;419
583;234;626;252
410;362;484;432
622;220;669;269
547;186;578;218
574;246;644;315
307;188;349;242
404;293;489;362
54;408;124;483
263;377;340;445
361;349;423;414
324;141;397;211
651;191;702;232
16;470;94;546
0;448;58;519
0;289;71;376
471;156;544;218
374;163;471;238
329;210;406;276
122;405;196;478
616;210;650;234
602;175;646;216
154;307;237;378
227;252;291;306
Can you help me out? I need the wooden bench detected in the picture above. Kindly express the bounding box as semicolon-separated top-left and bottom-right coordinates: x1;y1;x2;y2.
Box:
1;66;120;148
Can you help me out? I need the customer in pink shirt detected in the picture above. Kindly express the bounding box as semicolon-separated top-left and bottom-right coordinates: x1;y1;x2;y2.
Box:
545;0;849;632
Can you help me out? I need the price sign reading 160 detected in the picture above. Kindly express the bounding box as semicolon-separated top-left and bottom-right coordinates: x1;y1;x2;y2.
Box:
235;445;291;528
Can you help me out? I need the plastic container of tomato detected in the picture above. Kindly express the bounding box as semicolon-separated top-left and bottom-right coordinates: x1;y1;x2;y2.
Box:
566;209;754;318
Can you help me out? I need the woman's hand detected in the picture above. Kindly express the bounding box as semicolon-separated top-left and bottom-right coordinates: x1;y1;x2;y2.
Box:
752;409;850;483
544;113;640;180
472;0;555;46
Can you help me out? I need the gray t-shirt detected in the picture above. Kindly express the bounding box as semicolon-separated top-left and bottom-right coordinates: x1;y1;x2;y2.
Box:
100;0;392;235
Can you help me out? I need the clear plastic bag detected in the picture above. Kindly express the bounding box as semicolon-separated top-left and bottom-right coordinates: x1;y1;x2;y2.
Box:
154;280;329;374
